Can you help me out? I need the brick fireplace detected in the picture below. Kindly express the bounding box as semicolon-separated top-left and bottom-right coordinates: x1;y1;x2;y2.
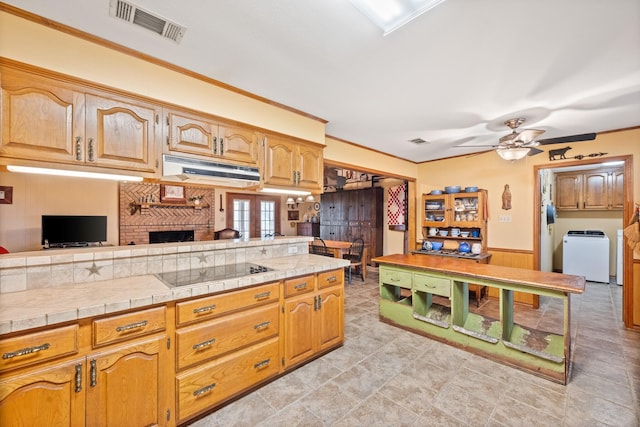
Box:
119;182;215;245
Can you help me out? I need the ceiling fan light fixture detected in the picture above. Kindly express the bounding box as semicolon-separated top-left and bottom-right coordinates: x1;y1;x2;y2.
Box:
349;0;447;35
496;147;530;161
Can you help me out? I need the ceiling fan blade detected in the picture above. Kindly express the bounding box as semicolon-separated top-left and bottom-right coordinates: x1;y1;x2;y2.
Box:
538;133;596;145
516;129;545;144
499;132;518;144
527;147;544;156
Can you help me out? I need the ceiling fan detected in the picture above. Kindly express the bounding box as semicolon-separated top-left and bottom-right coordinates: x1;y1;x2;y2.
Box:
462;118;597;160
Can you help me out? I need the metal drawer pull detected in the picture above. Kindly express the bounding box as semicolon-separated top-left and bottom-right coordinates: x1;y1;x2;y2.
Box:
294;282;308;290
254;291;271;299
2;343;50;359
253;321;271;330
192;338;216;350
193;304;216;314
90;359;97;387
116;320;148;332
326;275;337;283
193;382;216;397
254;358;271;370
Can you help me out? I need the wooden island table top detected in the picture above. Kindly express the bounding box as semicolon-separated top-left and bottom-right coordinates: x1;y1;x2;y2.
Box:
372;253;585;295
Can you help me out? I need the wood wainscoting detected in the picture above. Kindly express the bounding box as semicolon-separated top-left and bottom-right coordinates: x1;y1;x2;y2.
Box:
487;248;539;308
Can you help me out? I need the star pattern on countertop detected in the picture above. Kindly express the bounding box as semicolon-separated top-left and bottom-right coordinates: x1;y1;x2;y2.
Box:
197;253;208;264
86;262;102;276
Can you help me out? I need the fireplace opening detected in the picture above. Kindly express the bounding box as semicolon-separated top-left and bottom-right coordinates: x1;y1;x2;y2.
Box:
149;230;195;244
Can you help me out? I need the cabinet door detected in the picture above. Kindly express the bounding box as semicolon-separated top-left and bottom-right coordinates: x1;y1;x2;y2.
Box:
218;124;258;165
167;110;216;157
1;69;82;164
583;171;608;210
555;173;581;210
85;94;159;172
263;136;296;186
316;287;344;352
283;295;315;368
422;194;448;226
0;358;85;427
86;335;167;427
611;169;624;210
296;143;323;190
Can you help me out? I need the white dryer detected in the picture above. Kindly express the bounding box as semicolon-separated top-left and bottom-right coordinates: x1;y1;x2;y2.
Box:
562;230;610;283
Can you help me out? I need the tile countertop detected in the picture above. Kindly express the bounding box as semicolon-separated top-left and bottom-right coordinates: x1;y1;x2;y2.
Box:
0;255;349;335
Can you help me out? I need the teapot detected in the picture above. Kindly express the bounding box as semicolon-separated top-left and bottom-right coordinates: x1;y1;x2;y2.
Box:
428;227;439;236
471;243;482;254
423;241;433;250
458;242;471;253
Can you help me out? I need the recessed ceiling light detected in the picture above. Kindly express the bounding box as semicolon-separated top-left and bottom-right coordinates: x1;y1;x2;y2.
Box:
349;0;447;35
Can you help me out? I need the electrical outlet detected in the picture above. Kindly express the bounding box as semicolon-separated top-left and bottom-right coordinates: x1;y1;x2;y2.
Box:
288;246;298;254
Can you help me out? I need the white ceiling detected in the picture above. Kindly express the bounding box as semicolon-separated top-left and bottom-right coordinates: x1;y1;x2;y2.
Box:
4;0;640;162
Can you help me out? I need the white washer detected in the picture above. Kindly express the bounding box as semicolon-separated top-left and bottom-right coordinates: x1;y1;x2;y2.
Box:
563;230;610;283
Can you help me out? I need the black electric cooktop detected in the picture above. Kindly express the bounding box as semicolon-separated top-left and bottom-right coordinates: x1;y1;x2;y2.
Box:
157;263;273;287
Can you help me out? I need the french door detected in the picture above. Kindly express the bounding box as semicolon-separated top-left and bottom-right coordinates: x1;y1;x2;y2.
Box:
226;193;281;238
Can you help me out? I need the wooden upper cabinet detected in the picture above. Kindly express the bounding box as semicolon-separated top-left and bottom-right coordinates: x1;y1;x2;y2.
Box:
1;69;80;163
84;93;159;172
555;168;623;211
0;66;159;173
582;171;608;210
262;134;323;191
166;109;258;165
555;173;581;210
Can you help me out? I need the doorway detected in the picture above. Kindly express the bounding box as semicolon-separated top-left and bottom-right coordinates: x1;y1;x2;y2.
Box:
533;155;633;327
226;193;281;238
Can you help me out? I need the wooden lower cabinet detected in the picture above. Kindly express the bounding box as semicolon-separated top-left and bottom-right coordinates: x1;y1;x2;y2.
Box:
86;335;168;427
0;270;345;426
0;357;86;426
176;337;279;422
282;270;344;369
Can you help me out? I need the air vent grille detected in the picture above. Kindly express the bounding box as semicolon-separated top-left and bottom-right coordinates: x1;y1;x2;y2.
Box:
409;138;429;144
109;0;186;43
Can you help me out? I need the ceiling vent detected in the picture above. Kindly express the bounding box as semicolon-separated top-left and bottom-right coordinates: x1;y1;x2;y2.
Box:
409;138;429;144
109;0;186;43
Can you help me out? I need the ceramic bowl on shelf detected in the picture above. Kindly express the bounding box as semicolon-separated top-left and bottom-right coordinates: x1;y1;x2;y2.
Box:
444;186;461;194
429;189;443;195
464;186;478;193
434;216;445;221
426;203;441;210
431;241;443;251
460;231;470;238
439;230;449;236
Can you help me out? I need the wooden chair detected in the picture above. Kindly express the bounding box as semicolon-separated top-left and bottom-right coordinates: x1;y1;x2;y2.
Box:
343;238;364;284
213;228;240;240
309;237;329;256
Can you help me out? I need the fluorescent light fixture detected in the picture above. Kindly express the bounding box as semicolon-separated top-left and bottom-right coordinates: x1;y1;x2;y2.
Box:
601;161;624;166
349;0;446;35
260;187;311;196
7;165;144;182
496;147;530;161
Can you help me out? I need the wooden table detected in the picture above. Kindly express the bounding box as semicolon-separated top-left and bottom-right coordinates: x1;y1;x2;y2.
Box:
320;240;368;280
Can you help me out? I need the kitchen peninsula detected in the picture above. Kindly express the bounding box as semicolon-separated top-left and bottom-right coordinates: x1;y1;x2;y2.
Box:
0;237;348;426
373;253;585;384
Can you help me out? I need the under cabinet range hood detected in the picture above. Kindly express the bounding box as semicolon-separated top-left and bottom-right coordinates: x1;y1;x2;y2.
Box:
162;154;260;187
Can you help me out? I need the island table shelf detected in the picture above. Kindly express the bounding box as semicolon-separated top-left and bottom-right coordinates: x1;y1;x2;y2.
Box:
372;253;585;384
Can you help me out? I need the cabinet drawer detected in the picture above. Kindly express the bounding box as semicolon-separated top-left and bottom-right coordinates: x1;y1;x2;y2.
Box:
284;275;314;297
380;268;412;288
176;282;279;326
92;306;166;347
317;269;343;289
176;303;279;370
413;274;451;297
176;337;279;422
0;324;78;372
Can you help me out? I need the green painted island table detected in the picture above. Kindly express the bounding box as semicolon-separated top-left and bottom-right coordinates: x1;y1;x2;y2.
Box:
372;254;586;384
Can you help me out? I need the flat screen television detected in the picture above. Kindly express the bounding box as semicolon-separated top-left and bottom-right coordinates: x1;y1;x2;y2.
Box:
41;215;107;247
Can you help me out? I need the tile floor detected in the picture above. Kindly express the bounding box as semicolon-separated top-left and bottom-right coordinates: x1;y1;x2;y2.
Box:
188;269;640;427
